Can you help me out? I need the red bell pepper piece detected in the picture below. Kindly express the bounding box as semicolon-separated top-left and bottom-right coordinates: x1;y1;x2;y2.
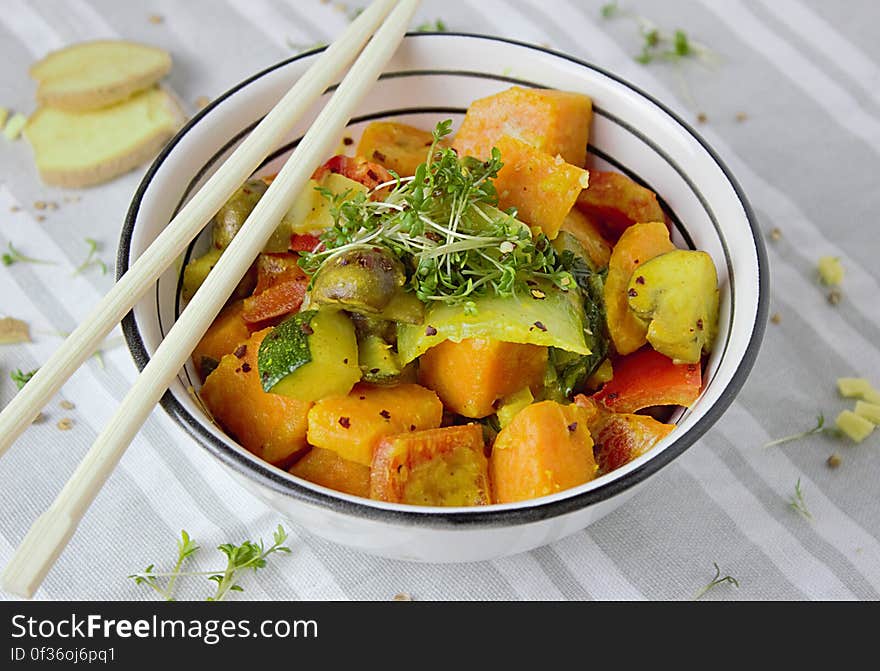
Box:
241;279;309;325
289;233;323;253
591;346;702;413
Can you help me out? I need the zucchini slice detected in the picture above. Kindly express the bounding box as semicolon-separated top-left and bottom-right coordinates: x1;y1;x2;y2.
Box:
258;309;361;402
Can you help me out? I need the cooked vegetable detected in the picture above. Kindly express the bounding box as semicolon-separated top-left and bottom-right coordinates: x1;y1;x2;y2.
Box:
575;170;666;240
310;246;406;314
592;346;701;413
575;395;674;473
257;309;361;402
191;300;251;380
370;424;490;506
557;209;612;271
289;447;371;498
491;135;589;240
397;281;591;364
452;86;592;167
603;222;675;355
306;383;443;465
200;329;311;467
181;246;257;302
241;253;310;324
626;249;720;364
418;338;548;418
358;335;404;384
543;256;608;400
187;89;724;508
280;172;367;237
489;400;597;503
496;387;535;428
356;121;440;177
835;410;874;443
312;154;394;192
212;178;268;250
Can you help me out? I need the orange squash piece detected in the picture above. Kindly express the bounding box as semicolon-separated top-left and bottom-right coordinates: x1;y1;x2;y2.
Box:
490;400;598;503
200;328;311;468
307;383;443;466
575;170;666;241
604;222;676;355
491;136;589;240
192;300;251;381
289;447;371;498
418;337;548;419
560;208;612;270
371;424;490;506
356;121;439;177
591;346;702;413
453;86;592;167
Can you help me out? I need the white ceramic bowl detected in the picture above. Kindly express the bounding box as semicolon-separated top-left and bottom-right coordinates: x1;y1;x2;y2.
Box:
119;34;768;562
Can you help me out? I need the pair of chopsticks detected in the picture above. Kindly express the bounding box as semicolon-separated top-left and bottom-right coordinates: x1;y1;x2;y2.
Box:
1;0;420;599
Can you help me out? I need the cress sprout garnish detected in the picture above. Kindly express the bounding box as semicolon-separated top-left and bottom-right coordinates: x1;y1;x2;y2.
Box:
299;120;574;306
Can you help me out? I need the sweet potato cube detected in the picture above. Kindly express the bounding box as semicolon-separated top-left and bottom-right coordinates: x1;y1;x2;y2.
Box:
575;170;666;241
371;424;490;506
490;400;597;503
200;329;311;467
356;121;438;177
418;337;548;419
604;222;676;355
192;300;251;381
492;136;589;239
591;346;702;413
307;383;443;466
289;447;371;498
453;86;592;167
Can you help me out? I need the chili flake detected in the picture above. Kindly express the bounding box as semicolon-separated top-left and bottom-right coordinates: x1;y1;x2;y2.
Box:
338;416;351;429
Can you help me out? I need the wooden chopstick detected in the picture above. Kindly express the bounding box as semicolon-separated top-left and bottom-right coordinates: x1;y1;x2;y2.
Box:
0;0;399;461
1;0;420;599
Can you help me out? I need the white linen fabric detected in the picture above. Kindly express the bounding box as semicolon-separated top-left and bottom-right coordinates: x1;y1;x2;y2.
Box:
1;0;878;601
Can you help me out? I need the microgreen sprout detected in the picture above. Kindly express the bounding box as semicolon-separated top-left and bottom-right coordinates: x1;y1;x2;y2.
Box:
763;413;840;448
299;120;574;306
129;530;200;601
73;238;108;275
2;242;55;267
10;368;38;390
693;562;740;600
416;18;447;32
789;478;813;520
129;526;291;601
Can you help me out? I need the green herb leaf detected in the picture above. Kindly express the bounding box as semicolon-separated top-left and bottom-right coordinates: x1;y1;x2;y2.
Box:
10;368;38;390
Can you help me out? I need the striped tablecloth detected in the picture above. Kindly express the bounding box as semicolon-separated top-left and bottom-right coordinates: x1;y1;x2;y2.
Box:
1;0;878;601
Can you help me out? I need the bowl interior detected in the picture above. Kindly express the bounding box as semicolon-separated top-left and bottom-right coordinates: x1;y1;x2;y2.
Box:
121;34;766;523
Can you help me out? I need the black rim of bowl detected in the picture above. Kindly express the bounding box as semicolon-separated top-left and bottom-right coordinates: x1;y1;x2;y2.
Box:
119;32;769;529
